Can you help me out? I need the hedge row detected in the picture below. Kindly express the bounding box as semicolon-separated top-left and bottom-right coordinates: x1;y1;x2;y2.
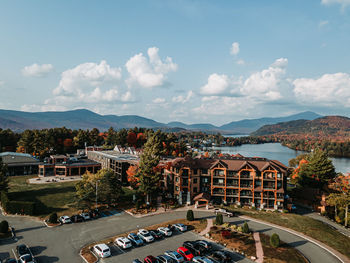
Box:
1;191;36;216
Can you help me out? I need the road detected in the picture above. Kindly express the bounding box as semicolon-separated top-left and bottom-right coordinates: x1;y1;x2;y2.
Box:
0;210;345;263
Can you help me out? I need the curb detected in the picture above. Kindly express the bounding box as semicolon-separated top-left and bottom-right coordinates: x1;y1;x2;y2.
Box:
79;248;98;263
239;215;350;263
43;220;61;228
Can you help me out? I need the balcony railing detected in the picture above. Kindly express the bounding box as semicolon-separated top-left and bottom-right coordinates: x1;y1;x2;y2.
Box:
212;182;225;186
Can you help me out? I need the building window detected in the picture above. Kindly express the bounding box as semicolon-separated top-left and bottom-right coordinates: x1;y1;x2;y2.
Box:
193;187;198;193
176;186;179;191
193;178;197;184
202;177;209;183
175;177;179;182
193;169;198;175
201;169;208;174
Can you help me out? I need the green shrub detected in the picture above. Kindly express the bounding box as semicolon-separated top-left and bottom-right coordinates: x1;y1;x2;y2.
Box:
186;209;194;221
48;212;58;224
242;222;250;233
215;213;223;225
0;220;9;234
1;191;36;216
338;210;345;224
237;226;243;232
270;233;280;248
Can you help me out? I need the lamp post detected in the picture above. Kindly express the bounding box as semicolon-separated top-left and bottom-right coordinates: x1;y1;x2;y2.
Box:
95;180;100;210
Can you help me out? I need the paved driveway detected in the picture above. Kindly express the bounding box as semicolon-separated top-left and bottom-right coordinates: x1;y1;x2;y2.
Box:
0;210;345;263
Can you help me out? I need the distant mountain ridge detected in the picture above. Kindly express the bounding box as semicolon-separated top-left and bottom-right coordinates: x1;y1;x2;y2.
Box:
0;108;322;133
252;115;350;138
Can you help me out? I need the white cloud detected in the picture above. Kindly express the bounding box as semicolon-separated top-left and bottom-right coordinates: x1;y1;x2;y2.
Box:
125;47;177;88
236;59;245;65
153;97;166;104
22;63;54;77
319;20;329;27
230;42;240;55
200;74;230;95
293;72;350;107
240;58;288;101
172;90;194;104
321;0;350;6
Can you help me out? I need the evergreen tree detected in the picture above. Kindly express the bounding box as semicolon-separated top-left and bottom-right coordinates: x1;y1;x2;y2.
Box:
215;213;223;225
298;149;336;188
136;130;163;204
0;157;8;193
242;222;250;233
270;233;280;248
186;210;194;221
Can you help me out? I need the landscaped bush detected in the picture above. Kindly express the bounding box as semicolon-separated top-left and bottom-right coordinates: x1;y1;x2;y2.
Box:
270;233;280;248
338;210;345;224
0;220;9;233
242;222;250;233
48;212;58;224
186;210;194;221
215;213;223;225
221;230;231;239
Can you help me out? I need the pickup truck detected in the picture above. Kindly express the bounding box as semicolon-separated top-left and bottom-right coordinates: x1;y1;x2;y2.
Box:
213;208;234;217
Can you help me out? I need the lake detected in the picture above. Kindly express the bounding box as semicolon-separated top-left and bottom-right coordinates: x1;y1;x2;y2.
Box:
213;143;350;174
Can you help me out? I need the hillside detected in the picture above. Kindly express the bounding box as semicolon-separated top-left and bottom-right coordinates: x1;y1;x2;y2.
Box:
0;108;322;133
252;116;350;139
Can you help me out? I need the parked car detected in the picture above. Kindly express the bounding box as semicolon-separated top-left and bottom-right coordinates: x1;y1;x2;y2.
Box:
138;229;154;243
80;212;91;220
144;255;158;263
18;254;35;263
70;214;84;223
173;223;187;232
214;208;234;217
193;256;215;263
128;233;144;246
59;215;71;224
164;251;185;263
150;230;164;240
211;250;231;263
89;209;100;218
16;244;32;257
5;259;18;263
158;227;172;237
177;247;194;261
115;237;132;249
93;244;111;258
195;240;212;251
156;255;176;263
183;241;205;256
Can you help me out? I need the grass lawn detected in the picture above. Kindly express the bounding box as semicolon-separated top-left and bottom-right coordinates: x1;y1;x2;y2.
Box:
8;176;135;218
232;207;350;259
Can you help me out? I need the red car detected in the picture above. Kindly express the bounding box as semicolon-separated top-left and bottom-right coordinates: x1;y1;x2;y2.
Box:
144;255;158;263
177;246;194;261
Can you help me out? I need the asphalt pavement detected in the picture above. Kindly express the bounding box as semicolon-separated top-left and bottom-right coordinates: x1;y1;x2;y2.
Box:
0;210;346;263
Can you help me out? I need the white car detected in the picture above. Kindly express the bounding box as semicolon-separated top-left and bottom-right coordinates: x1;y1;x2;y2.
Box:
193;256;215;263
137;229;154;243
164;251;185;263
158;227;172;237
80;212;90;220
18;254;35;263
115;237;132;249
59;215;71;224
173;223;187;232
93;244;111;258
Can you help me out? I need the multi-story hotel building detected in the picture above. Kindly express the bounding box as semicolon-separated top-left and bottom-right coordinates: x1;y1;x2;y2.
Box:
169;155;287;209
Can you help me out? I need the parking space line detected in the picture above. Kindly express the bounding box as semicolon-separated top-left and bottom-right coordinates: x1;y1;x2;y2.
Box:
12;249;17;260
113;243;125;254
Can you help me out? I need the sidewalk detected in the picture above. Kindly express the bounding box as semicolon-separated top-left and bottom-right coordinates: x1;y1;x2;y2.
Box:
253;232;264;263
199;218;213;236
306;212;350;237
240;215;350;263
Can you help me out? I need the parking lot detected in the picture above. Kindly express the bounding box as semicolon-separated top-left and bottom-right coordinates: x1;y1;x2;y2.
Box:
98;230;252;263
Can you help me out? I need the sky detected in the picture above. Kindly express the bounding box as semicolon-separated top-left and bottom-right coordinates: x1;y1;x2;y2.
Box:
0;0;350;126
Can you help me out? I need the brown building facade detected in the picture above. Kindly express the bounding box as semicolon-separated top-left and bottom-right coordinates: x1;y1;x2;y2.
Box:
169;156;287;210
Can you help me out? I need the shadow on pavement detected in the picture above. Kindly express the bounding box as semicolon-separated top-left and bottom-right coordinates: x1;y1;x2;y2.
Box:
257;228;272;233
16;225;46;233
35;255;60;263
0;252;10;261
287;240;308;247
30;245;47;256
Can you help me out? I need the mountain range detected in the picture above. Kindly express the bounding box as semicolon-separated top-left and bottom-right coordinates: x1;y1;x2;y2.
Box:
0;109;322;134
252;115;350;138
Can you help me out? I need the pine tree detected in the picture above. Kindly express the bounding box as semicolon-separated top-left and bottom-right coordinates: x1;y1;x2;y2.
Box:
136;131;163;205
0;157;8;193
298;149;336;188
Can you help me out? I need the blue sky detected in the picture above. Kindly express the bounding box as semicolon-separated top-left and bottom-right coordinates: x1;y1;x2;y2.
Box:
0;0;350;125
